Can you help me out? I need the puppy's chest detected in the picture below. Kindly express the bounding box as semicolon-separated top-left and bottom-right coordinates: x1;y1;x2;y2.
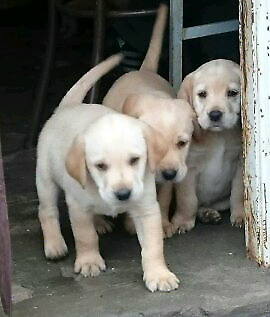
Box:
194;137;241;203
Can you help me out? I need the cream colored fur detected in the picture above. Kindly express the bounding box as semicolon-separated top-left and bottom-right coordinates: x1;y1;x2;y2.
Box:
36;54;179;292
102;5;194;235
161;59;244;236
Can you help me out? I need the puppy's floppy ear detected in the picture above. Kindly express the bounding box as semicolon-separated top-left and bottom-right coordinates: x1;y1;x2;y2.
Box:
142;123;168;173
177;73;194;106
122;95;144;118
177;74;202;142
176;99;196;119
65;136;87;188
192;117;203;143
183;99;202;142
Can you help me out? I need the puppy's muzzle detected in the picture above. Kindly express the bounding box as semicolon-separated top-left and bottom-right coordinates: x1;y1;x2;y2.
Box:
161;169;178;181
115;188;131;201
209;110;223;122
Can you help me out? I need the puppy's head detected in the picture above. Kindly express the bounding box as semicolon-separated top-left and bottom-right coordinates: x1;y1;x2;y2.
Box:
65;114;167;205
123;94;194;183
178;59;241;132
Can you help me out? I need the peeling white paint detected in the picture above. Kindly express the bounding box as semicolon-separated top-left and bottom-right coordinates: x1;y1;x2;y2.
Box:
240;0;270;266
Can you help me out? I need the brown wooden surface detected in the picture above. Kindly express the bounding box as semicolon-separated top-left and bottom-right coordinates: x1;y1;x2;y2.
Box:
0;139;12;315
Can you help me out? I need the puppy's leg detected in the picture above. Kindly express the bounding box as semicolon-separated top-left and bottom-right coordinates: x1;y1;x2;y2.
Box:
66;196;106;277
171;168;198;233
158;183;174;238
93;215;113;234
131;203;179;292
37;175;68;259
230;161;244;227
123;213;136;235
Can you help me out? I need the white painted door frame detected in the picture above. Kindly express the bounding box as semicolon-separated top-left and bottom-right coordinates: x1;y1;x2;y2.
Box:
240;0;270;266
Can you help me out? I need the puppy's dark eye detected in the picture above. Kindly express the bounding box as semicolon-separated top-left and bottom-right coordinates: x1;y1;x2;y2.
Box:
227;89;239;97
129;156;140;165
95;163;108;171
198;90;207;98
177;140;187;148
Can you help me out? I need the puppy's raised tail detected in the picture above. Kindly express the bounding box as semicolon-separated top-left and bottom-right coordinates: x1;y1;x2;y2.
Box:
59;53;123;109
140;4;168;72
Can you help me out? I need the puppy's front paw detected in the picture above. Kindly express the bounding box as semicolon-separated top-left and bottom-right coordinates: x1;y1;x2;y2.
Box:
171;213;195;234
230;214;244;228
94;215;113;234
144;268;179;292
44;236;68;259
74;253;106;277
197;207;222;224
162;220;175;238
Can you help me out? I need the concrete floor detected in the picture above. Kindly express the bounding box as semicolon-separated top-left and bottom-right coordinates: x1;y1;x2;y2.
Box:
1;149;270;317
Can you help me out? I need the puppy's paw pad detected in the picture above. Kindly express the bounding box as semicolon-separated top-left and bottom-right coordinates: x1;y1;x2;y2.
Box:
230;215;244;228
74;254;106;277
94;215;113;234
144;269;179;292
45;237;68;259
197;208;222;224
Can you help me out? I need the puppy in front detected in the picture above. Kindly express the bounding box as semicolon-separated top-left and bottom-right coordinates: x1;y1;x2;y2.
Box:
103;5;194;237
162;59;244;234
36;54;179;292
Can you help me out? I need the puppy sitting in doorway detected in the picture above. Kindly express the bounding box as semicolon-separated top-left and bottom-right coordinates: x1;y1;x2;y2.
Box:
36;54;179;292
103;5;194;237
161;59;244;234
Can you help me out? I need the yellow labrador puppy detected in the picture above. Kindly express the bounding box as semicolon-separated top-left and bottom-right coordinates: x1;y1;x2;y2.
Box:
161;59;244;234
103;5;194;236
36;54;179;292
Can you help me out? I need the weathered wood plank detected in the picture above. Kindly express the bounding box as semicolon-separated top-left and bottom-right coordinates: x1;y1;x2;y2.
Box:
0;139;12;315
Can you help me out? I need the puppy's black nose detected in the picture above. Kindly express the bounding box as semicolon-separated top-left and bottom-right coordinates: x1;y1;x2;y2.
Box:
162;169;177;181
115;188;131;201
209;110;223;122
